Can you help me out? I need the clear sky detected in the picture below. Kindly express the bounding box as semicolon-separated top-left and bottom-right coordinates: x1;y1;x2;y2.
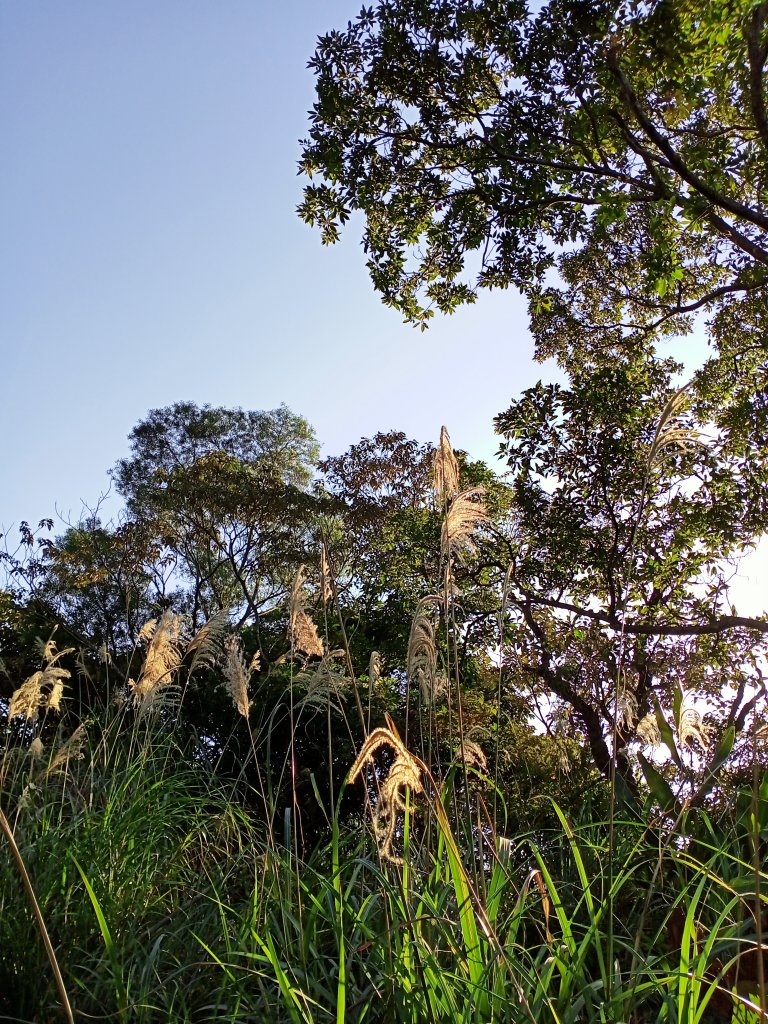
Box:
1;2;764;611
1;0;543;533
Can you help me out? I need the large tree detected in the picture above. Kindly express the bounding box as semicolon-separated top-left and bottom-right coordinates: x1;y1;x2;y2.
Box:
112;402;322;632
495;349;768;798
299;0;768;365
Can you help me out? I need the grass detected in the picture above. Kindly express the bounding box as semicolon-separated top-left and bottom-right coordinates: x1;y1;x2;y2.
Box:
2;699;765;1022
1;429;766;1023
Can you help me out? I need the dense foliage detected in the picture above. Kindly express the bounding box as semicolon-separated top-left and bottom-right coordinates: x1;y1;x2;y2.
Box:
300;0;768;348
2;1;768;1019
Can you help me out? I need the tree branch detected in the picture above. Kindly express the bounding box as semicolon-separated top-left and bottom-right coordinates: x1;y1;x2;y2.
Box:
747;3;768;151
511;591;768;636
608;52;768;233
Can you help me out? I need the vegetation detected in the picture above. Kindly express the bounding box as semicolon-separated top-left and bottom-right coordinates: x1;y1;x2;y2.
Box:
2;398;767;1021
2;1;768;1020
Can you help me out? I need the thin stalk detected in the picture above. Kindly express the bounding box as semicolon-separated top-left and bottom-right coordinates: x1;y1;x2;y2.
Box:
0;806;75;1024
751;712;766;1018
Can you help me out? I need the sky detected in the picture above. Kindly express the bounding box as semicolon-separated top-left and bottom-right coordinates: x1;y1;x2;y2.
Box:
0;1;541;532
1;1;765;612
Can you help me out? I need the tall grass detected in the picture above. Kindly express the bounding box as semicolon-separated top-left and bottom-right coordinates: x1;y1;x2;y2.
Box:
2;686;766;1021
1;425;766;1022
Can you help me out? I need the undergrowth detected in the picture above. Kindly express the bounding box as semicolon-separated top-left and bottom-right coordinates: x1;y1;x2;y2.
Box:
1;425;766;1023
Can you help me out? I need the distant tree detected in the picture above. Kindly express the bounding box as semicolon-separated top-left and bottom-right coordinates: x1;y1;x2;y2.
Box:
112;402;322;632
34;517;162;654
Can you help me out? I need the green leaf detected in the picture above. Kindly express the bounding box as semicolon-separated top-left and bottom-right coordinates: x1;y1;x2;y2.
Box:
653;695;683;769
708;724;735;776
637;751;676;811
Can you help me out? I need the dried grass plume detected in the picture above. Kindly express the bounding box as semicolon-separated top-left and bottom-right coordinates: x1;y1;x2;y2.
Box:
407;599;439;704
222;634;251;718
130;612;184;706
349;714;425;863
9;638;74;721
441;487;488;561
187;610;231;675
433;426;460;506
649;384;699;467
289;566;325;660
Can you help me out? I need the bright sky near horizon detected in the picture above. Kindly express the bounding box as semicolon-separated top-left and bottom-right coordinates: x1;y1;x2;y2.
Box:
1;1;765;613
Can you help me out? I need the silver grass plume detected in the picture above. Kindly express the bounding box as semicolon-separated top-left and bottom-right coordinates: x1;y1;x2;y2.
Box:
407;598;438;705
617;687;639;732
368;651;382;689
678;691;711;751
433;426;460;506
289;566;325;660
47;724;87;775
349;714;425;864
649;384;699;467
454;738;488;773
441;487;489;562
9;638;74;720
187;610;231;675
320;544;333;604
295;652;351;712
636;712;662;748
129;611;185;706
222;634;251;718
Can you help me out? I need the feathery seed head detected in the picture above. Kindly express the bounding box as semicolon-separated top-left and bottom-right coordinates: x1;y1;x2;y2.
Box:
138;618;158;643
320;544;333;604
433;426;460;505
349;714;425;863
455;739;488;773
678;691;711;750
407;601;438;704
9;661;72;721
649;384;700;467
617;688;639;731
296;654;351;711
368;651;381;688
636;712;662;748
48;724;87;775
222;634;251;718
289;566;324;660
292;611;325;660
441;487;488;561
130;611;184;705
187;610;231;674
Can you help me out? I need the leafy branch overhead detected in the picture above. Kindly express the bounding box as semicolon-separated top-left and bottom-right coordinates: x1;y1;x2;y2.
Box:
299;0;768;363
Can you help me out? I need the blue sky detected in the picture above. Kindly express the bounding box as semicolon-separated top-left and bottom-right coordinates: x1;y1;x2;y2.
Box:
1;1;764;612
1;0;543;536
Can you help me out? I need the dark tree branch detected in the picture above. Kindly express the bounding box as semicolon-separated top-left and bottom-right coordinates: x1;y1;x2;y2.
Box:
511;591;768;637
608;53;768;233
747;3;768;151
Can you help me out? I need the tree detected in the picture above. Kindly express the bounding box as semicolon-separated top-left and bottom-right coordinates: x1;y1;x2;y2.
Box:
112;402;322;631
319;430;515;672
32;517;157;655
299;0;768;368
494;349;768;798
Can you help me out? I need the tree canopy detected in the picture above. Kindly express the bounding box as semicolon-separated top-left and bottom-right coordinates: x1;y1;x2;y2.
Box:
299;0;768;364
495;348;768;796
109;402;322;631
